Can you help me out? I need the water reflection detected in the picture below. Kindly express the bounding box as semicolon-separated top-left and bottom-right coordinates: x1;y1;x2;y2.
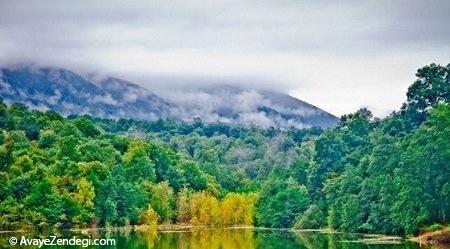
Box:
0;228;433;249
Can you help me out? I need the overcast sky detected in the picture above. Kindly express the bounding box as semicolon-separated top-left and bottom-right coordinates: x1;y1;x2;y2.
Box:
0;0;449;117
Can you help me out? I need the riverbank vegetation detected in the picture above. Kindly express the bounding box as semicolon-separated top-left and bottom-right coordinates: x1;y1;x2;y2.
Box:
0;63;448;236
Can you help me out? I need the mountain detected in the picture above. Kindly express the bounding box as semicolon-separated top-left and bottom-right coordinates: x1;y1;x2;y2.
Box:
0;66;339;129
0;66;172;120
161;85;339;128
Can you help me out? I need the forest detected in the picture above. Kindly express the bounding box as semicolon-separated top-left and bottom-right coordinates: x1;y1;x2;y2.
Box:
0;63;449;236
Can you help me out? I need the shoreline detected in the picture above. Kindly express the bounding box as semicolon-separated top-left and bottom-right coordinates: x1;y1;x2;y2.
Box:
410;228;450;246
3;225;449;246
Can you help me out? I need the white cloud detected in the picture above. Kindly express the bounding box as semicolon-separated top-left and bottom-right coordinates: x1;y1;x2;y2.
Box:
36;89;62;105
237;112;274;128
123;89;139;103
92;93;118;106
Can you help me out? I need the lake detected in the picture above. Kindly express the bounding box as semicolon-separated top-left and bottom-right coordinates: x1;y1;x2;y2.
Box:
0;227;433;248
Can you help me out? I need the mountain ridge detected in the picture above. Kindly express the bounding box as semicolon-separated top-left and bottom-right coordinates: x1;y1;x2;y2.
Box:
0;65;339;129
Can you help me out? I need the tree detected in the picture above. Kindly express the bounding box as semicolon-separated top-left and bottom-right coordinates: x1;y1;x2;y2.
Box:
0;100;14;130
10;155;34;176
257;177;310;228
404;63;450;124
38;129;57;149
293;204;326;229
73;178;95;209
146;181;175;222
73;117;101;138
56;135;80;161
123;141;156;182
390;104;450;234
176;187;192;223
138;206;159;228
72;178;96;225
189;192;221;226
178;161;208;191
221;193;256;226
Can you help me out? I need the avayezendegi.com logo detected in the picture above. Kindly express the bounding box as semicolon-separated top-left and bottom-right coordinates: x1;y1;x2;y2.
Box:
9;235;115;247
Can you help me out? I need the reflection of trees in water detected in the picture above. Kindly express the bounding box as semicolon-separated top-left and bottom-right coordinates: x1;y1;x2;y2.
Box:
292;231;424;249
147;228;255;249
293;230;330;249
0;229;426;249
254;230;305;249
293;231;360;249
135;228;158;249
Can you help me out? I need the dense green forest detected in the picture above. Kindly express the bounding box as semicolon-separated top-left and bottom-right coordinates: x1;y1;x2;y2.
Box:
0;63;449;236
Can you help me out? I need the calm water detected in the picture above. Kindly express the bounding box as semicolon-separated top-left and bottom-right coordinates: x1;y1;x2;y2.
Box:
0;228;433;249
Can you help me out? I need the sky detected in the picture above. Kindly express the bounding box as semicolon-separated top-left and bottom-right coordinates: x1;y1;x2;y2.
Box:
0;0;449;117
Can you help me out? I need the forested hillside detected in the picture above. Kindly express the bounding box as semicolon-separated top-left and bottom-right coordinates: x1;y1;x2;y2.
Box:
0;63;449;236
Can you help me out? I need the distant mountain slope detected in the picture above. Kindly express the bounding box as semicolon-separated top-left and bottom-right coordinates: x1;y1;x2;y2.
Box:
0;66;172;120
0;66;339;129
260;90;338;128
161;85;338;129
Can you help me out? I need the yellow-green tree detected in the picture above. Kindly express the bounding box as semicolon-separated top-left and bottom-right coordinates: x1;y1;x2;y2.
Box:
72;177;96;225
73;177;95;209
221;193;256;226
176;187;192;223
189;191;221;226
138;206;159;229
